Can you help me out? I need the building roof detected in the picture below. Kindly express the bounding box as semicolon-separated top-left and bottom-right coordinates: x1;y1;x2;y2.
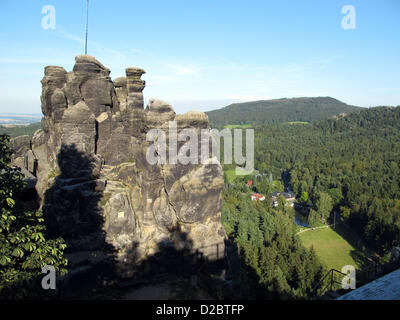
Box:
252;193;265;199
271;191;296;199
282;192;295;199
337;268;400;300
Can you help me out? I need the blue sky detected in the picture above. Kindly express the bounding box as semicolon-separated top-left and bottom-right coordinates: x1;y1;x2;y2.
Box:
0;0;399;114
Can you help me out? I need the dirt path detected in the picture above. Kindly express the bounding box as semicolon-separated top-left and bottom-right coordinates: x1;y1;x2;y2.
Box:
296;223;341;235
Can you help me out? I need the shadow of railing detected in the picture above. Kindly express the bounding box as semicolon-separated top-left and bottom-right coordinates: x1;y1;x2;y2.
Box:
355;258;400;288
119;233;227;279
313;259;400;299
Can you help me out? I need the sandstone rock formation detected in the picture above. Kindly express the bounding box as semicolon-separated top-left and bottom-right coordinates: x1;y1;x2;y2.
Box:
11;55;226;283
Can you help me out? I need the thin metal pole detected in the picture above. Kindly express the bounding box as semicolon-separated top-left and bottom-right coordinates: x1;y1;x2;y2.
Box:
85;0;89;55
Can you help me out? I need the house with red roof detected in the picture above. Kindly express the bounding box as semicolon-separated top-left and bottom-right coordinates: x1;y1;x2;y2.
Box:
251;193;265;201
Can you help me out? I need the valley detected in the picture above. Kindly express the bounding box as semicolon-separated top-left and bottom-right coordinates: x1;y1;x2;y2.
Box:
219;105;400;297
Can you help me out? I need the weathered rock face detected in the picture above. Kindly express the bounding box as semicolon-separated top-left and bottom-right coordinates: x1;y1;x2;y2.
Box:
10;135;33;171
11;55;226;281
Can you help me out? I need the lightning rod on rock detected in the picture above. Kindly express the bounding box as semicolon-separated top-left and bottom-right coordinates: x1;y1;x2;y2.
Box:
85;0;89;55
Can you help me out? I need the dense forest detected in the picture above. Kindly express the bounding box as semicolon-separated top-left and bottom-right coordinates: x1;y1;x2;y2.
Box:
207;97;361;127
220;105;400;299
249;106;400;253
222;183;325;299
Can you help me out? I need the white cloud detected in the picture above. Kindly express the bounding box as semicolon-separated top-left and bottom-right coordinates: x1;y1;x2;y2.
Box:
147;74;179;85
157;62;200;76
175;66;198;75
57;30;87;46
130;48;143;54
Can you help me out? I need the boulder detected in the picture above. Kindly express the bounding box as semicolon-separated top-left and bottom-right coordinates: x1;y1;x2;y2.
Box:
10;135;31;157
145;98;176;126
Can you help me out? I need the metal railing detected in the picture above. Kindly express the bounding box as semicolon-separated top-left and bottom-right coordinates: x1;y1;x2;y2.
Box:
312;268;347;297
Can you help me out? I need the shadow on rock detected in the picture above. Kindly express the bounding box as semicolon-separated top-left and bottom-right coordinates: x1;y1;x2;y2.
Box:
42;144;117;297
115;224;233;300
42;145;231;299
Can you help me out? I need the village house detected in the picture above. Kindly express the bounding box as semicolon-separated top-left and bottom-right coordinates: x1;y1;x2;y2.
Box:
251;193;265;201
271;191;296;207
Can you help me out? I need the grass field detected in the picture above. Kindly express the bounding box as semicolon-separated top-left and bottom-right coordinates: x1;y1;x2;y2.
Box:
224;169;237;182
223;124;253;129
298;224;370;271
224;168;255;182
287;121;310;125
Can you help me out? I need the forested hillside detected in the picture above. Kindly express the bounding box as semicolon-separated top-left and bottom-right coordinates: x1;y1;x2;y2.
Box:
222;188;325;299
0;122;41;138
207;97;361;127
251;106;400;253
222;106;400;299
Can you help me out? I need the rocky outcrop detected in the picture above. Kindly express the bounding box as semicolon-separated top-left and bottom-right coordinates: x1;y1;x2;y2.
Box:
11;55;226;284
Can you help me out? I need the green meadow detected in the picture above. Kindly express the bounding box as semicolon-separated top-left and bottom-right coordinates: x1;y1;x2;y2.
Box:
287;121;310;125
298;224;370;271
223;124;253;129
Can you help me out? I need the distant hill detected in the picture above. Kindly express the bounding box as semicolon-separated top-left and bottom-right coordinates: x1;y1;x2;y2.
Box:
0;122;41;138
206;97;362;127
0;113;42;125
